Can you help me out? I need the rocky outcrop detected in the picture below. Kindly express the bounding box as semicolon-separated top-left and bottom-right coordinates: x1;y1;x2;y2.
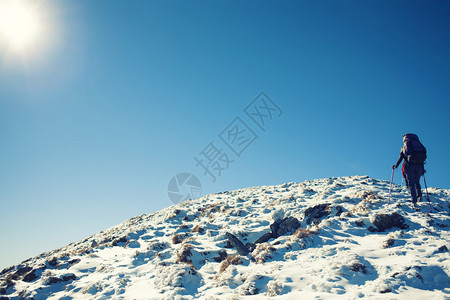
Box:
226;233;250;256
369;213;408;232
44;273;76;285
270;217;300;237
254;217;301;244
304;204;331;224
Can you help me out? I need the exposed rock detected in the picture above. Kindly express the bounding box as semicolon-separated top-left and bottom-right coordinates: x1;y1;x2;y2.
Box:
3;277;14;289
44;277;60;285
335;205;343;216
149;242;168;251
370;213;408;232
22;270;37;282
252;217;301;245
270;217;300;237
224;240;233;248
0;267;13;276
0;288;6;295
62;274;76;281
349;263;367;274
14;266;33;278
44;273;76;285
226;232;250;256
112;236;128;246
254;232;273;244
245;242;256;252
67;259;81;269
304;204;331;224
212;250;227;262
355;220;365;227
438;245;448;252
47;257;58;268
383;238;395;249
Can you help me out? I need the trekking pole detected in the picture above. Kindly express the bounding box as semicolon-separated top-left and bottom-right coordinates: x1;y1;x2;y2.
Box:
423;173;432;213
388;168;394;207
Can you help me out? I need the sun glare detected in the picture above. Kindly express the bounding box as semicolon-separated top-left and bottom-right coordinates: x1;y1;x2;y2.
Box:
0;0;48;55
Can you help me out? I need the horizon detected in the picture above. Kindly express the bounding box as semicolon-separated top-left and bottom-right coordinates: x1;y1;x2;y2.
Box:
1;0;449;271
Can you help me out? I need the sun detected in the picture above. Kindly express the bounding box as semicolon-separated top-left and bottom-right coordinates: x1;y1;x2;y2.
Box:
0;0;46;53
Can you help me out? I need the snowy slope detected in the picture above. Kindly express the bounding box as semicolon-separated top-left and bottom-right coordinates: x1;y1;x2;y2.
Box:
1;175;449;299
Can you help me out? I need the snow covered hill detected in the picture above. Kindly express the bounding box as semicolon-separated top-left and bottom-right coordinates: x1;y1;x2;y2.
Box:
1;175;449;299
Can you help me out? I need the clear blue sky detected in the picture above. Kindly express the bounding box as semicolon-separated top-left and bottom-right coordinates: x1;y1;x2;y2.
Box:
1;0;449;270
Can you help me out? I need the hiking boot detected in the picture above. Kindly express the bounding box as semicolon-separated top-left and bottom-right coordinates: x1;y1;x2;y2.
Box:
412;202;419;211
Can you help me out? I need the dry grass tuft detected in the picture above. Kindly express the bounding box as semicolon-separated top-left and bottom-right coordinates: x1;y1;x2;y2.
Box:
252;244;276;263
200;204;219;217
219;255;242;274
292;228;317;239
352;190;382;215
176;244;193;264
192;225;204;233
361;190;382;201
172;233;187;244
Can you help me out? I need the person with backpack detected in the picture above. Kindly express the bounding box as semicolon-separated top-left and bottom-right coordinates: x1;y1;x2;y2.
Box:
392;133;427;209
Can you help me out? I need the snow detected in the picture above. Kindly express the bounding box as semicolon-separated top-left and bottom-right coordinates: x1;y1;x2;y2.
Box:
0;175;449;299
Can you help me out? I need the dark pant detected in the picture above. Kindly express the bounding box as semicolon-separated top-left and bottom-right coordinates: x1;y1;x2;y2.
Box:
404;164;423;203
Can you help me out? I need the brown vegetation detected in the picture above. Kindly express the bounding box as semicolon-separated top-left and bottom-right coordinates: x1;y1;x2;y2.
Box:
292;228;317;239
219;254;242;274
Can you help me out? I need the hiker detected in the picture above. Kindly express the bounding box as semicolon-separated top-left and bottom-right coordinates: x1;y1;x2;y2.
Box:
392;133;427;208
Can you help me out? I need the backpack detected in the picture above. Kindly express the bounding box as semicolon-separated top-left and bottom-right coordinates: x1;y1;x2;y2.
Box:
402;133;427;165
